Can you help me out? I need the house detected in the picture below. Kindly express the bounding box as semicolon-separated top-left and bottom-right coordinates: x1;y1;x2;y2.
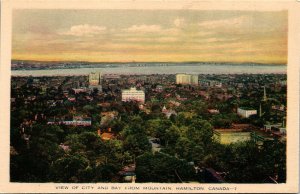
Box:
263;123;282;132
208;109;220;114
98;102;111;108
59;143;70;152
155;85;163;92
237;107;257;118
101;111;118;118
118;164;136;183
176;94;187;101
73;88;88;94
148;137;161;153
100;111;118;126
271;105;285;111
168;100;181;107
162;106;177;118
97;128;115;140
68;97;76;102
101;132;115;140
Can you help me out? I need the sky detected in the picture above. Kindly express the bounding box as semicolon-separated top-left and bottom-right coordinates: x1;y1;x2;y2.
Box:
12;10;287;64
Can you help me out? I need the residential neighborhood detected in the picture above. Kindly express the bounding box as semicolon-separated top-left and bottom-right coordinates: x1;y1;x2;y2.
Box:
10;72;287;183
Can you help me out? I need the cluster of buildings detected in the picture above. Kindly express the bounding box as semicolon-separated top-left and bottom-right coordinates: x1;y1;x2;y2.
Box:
89;72;146;103
88;73;199;104
12;71;287;150
118;73;199;104
214;121;286;145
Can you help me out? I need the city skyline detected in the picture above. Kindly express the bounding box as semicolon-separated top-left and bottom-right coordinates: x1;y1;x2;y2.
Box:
13;10;287;64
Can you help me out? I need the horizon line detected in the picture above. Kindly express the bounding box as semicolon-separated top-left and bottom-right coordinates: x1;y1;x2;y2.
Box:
11;59;287;65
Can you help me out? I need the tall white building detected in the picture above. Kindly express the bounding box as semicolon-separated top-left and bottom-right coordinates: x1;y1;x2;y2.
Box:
122;87;145;103
89;72;102;92
176;74;198;85
237;107;257;118
190;75;198;85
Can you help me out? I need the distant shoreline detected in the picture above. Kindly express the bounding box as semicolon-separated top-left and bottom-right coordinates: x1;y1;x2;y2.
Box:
11;62;286;71
11;64;287;77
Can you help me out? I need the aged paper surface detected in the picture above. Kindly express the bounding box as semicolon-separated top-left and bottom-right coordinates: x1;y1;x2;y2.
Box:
0;0;299;193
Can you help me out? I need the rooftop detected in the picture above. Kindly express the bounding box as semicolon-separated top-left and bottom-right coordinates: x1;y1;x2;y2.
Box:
238;107;256;110
101;132;115;140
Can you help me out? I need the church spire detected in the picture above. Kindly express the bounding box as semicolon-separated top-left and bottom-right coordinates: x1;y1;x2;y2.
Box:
259;103;262;117
263;86;267;102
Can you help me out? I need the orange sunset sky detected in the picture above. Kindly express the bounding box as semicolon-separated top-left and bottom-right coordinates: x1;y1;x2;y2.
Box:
12;10;287;64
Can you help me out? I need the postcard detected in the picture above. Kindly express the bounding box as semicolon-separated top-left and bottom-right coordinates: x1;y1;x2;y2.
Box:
0;0;299;193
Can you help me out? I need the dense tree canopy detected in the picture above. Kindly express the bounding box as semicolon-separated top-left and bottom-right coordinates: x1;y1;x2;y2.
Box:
10;74;287;183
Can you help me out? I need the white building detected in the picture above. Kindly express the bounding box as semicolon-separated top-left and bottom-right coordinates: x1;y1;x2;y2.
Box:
122;87;145;103
191;75;199;85
237;107;257;118
47;117;91;126
176;74;198;85
89;72;102;92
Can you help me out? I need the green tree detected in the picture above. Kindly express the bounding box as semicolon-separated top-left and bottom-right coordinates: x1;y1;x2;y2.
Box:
123;134;151;157
51;154;89;182
186;118;214;146
164;125;180;146
136;152;195;182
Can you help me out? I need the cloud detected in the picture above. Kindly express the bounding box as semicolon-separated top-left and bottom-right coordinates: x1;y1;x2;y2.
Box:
124;25;162;33
158;37;178;42
118;36;178;43
201;37;239;43
198;16;253;29
60;24;107;36
173;18;185;27
203;38;219;43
